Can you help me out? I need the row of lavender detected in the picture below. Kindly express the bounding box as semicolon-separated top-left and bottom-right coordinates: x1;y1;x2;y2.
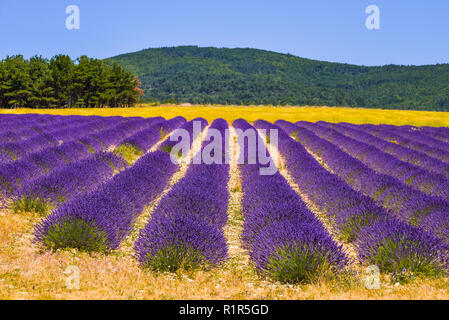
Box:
352;123;449;164
0;116;119;198
34;119;203;252
30;118;350;283
0;114;101;140
270;120;448;276
235;119;348;283
280;121;449;244
0;114;186;218
11;117;186;215
313;121;449;200
0;116;168;206
0;115;127;163
4;114;449;283
0;114;171;161
135;119;229;271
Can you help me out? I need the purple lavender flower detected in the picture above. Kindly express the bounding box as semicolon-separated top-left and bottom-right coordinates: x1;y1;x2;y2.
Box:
12;152;127;215
291;121;449;242
234;119;348;283
355;220;449;275
34;119;201;252
134;119;228;271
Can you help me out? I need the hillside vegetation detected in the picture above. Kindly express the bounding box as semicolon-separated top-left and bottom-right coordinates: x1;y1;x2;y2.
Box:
108;46;449;111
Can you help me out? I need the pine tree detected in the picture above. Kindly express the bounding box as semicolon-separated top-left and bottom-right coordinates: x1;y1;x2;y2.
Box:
0;54;143;109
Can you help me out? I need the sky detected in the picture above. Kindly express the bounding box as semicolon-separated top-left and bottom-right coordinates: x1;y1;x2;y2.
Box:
0;0;448;66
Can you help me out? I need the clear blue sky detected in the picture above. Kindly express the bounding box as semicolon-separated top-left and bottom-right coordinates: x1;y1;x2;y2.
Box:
0;0;448;66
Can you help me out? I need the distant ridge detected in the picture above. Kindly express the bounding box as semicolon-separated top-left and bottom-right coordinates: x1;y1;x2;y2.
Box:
107;46;449;111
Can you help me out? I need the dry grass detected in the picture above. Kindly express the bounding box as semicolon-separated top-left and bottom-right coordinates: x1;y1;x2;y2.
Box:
2;104;449;127
2;209;449;300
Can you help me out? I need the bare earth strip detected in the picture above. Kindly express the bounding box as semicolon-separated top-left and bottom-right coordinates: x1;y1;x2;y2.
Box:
258;130;361;270
220;127;263;297
118;125;210;256
223;127;247;262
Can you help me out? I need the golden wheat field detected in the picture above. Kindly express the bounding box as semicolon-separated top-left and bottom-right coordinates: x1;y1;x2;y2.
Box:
2;104;449;127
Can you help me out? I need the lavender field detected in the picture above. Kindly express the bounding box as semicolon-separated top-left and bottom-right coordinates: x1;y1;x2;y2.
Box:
2;113;449;296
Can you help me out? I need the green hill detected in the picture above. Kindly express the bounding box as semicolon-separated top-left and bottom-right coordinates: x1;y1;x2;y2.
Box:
107;46;449;111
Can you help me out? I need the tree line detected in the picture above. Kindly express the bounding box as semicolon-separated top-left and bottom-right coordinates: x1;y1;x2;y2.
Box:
0;55;143;108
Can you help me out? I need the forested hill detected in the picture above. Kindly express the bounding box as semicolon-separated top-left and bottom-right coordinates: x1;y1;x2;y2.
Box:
107;46;449;111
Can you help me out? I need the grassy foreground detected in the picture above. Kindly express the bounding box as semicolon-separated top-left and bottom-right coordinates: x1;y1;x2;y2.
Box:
2;204;449;300
2;104;449;126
